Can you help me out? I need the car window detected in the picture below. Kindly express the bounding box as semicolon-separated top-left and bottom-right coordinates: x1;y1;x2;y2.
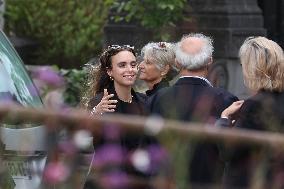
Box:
0;31;43;130
0;31;47;189
0;31;42;108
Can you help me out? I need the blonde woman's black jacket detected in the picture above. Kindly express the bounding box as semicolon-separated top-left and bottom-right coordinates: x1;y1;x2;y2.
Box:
216;90;284;188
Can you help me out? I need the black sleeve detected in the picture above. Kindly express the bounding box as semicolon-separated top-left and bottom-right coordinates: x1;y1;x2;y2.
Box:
233;99;264;130
87;93;103;110
212;90;239;119
215;118;232;128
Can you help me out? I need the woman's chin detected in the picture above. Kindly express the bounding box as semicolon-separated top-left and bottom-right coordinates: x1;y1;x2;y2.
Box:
139;74;150;80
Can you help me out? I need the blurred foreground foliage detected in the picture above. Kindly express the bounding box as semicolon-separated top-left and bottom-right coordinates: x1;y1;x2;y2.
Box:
5;0;112;67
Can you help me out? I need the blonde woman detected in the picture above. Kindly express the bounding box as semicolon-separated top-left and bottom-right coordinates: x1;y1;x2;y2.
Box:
217;36;284;188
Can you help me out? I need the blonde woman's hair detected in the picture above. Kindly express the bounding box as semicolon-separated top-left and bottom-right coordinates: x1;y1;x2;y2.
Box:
239;36;284;92
141;42;178;80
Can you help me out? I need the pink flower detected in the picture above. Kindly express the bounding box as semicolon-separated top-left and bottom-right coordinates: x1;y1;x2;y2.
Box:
43;162;69;184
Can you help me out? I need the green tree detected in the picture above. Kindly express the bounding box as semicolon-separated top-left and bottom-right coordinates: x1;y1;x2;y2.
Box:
111;0;187;40
5;0;112;67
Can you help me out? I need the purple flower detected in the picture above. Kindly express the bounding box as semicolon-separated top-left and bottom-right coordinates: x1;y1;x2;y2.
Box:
0;92;19;105
100;171;130;189
33;66;65;88
58;140;77;155
147;144;170;173
93;144;126;168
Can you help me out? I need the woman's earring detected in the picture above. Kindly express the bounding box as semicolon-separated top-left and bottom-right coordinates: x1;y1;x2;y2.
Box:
109;76;114;81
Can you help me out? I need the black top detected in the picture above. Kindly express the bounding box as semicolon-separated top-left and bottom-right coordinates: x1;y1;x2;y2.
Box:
216;90;284;188
88;83;160;183
88;83;155;149
150;77;238;185
88;83;148;116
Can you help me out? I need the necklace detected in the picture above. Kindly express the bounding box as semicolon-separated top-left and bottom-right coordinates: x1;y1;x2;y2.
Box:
119;95;133;103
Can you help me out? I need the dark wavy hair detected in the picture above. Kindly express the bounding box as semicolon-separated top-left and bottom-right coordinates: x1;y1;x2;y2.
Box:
81;45;136;108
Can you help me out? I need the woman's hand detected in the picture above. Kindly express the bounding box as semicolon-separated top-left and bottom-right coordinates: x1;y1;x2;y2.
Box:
91;89;117;115
221;100;244;119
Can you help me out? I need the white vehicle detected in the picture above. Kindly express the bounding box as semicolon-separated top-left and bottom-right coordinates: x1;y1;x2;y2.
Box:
0;30;47;189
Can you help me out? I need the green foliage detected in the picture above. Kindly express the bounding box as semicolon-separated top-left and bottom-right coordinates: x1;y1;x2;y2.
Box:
111;0;187;40
5;0;111;67
60;68;87;107
5;0;187;66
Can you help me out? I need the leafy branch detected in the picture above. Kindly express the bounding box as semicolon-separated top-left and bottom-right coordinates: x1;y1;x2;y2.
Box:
111;0;187;40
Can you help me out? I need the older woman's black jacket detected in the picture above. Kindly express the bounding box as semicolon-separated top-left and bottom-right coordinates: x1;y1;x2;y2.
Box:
145;79;169;97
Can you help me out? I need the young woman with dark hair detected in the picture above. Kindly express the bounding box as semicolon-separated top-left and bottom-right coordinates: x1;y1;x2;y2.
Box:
83;45;147;116
82;45;168;189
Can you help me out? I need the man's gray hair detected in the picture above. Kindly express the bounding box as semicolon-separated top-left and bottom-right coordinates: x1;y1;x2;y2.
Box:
175;33;214;70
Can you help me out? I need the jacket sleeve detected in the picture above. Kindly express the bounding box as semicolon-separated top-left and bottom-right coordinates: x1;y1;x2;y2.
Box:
87;93;103;111
215;118;232;128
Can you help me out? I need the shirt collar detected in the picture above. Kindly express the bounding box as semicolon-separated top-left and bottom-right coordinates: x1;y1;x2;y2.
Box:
179;76;213;87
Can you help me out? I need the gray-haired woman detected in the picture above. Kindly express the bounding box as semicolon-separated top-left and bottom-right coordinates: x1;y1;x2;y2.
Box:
138;42;178;97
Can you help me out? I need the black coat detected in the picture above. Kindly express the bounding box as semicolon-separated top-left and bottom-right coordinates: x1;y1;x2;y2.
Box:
150;77;237;121
145;79;169;97
150;77;238;185
218;90;284;188
145;79;169;112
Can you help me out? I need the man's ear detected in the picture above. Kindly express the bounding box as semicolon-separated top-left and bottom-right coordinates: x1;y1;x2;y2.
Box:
208;57;213;66
174;59;182;70
161;64;170;77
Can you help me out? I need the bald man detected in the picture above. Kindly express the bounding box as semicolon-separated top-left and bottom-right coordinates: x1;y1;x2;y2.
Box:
150;33;238;187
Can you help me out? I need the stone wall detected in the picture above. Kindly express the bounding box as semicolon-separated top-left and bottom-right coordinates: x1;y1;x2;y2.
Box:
179;0;266;98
